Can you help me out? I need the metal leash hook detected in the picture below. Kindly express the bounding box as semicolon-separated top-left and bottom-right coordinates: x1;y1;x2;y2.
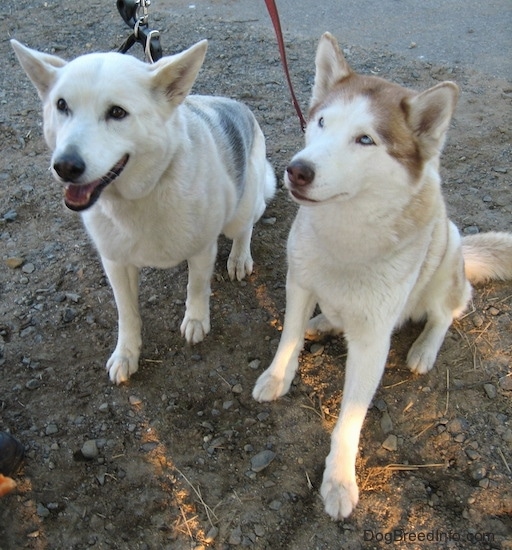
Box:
117;0;162;62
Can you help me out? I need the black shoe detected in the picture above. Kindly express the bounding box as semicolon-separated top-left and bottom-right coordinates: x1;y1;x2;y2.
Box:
0;432;25;476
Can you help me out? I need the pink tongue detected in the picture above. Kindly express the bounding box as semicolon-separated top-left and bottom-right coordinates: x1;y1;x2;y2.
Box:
64;181;98;207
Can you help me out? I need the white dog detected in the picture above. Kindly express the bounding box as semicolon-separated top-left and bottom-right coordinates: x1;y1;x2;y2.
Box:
12;39;275;384
253;33;512;519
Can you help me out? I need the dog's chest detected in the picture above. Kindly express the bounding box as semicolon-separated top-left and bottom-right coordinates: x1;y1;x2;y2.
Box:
83;209;198;268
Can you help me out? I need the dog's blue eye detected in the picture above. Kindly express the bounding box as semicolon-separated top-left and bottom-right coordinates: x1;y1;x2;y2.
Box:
318;116;325;128
56;98;69;114
357;135;374;145
108;106;128;120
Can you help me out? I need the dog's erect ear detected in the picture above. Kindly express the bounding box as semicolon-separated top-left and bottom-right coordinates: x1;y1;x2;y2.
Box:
311;32;352;106
151;40;208;107
404;81;459;158
11;39;67;100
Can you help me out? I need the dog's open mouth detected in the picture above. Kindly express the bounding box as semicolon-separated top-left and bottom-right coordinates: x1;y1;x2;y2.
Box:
64;154;129;211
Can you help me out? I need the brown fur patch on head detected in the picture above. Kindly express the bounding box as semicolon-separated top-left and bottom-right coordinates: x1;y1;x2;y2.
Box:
310;72;425;183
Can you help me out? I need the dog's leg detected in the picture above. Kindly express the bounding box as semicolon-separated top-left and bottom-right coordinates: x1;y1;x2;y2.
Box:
407;310;455;374
180;243;217;344
321;331;391;519
253;276;316;401
102;259;142;384
227;226;254;282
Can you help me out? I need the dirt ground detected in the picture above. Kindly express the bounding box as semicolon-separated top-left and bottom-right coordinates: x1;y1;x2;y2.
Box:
1;1;511;549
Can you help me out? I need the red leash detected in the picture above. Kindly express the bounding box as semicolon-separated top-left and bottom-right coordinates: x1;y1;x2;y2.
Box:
264;0;307;131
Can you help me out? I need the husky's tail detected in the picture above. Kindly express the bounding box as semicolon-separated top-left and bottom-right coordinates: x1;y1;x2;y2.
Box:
462;231;512;284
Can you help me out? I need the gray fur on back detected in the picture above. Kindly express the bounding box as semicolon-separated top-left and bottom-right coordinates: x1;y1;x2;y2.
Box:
184;96;256;193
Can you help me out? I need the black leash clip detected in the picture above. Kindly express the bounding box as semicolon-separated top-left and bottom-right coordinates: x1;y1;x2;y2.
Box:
117;0;162;62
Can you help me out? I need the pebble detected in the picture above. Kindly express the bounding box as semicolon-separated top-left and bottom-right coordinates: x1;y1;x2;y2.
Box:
232;383;243;394
470;464;487;481
447;417;469;435
45;423;58;436
81;439;99;459
483;383;497;399
380;411;393;434
248;359;261;370
499;376;512;392
269;500;282;510
250;450;276;472
382;434;398;451
129;395;142;405
26;378;41;390
22;263;35;274
36;503;50;518
228;526;242;545
5;257;24;269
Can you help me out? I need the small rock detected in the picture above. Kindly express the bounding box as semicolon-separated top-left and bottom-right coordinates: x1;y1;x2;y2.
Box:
129;395;142;405
228;526;242;545
45;424;58;436
483;383;497;399
25;378;41;390
81;440;99;459
382;434;398;452
251;450;276;472
204;526;219;544
36;503;50;518
248;359;261;370
499;376;512;392
380;411;393;434
21;263;35;274
470;464;487;481
5;257;24;269
269;500;282;510
3;210;18;222
447;417;469;435
465;448;480;461
232;383;243;394
98;403;109;413
309;344;324;356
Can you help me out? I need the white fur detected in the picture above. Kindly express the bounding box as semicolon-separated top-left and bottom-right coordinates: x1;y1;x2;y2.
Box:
253;32;512;520
12;39;275;384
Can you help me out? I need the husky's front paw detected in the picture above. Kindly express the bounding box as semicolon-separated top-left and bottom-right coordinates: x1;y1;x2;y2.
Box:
252;369;291;402
305;314;341;339
321;471;359;520
180;316;210;344
106;352;139;384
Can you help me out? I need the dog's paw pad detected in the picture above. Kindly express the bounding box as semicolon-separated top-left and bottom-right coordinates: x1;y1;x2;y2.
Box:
252;371;289;402
181;317;209;344
106;355;138;385
321;476;359;520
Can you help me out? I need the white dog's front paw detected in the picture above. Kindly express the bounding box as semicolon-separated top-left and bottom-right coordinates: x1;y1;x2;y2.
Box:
106;352;139;384
406;342;437;374
252;369;292;402
321;471;359;520
180;316;210;344
227;252;253;282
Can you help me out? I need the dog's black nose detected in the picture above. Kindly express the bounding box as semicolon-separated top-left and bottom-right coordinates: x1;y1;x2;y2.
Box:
53;147;86;182
286;159;315;186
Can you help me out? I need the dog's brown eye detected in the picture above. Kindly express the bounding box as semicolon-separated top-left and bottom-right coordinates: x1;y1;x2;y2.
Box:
56;98;69;114
108;106;128;120
356;135;374;145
